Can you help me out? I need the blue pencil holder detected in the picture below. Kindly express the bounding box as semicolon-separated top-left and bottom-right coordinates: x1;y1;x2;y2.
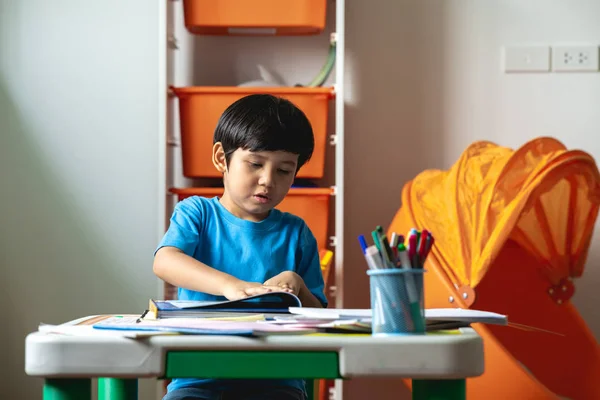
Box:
367;269;426;336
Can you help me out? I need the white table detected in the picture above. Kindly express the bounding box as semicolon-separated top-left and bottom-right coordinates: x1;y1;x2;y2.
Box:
25;318;484;400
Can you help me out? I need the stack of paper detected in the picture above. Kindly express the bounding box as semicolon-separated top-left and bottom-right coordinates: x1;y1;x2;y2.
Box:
290;307;506;322
38;307;508;339
283;307;508;332
92;316;317;337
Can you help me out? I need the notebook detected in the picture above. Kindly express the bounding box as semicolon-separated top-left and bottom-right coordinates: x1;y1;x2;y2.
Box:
148;291;302;319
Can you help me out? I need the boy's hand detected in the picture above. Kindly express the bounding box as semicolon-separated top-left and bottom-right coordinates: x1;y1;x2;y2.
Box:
263;271;305;296
222;279;292;301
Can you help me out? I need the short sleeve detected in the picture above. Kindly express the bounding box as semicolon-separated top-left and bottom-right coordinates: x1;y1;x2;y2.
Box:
155;198;203;256
296;222;328;308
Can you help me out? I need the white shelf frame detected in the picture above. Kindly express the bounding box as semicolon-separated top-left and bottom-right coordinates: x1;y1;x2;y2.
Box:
334;0;345;312
333;3;345;399
157;0;167;302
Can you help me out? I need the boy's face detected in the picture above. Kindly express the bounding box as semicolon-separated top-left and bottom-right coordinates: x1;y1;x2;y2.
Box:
213;143;298;222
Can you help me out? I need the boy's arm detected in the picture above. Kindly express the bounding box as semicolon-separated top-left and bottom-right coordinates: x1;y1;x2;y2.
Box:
154;200;288;301
154;247;285;300
264;222;328;308
297;278;326;308
298;224;328;308
263;271;324;308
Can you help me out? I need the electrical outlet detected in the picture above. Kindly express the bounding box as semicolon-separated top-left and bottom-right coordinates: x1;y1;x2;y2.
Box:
552;45;599;72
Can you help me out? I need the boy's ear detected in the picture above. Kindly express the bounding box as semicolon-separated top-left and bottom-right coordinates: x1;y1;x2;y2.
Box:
212;142;228;173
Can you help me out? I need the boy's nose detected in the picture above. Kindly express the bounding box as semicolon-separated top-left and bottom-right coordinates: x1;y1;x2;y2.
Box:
258;171;275;187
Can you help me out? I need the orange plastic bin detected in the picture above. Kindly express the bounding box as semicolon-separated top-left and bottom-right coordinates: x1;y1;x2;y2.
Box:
172;86;335;179
170;187;332;251
182;0;327;36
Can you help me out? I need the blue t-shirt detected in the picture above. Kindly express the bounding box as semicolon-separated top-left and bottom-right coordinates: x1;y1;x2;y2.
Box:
156;196;327;394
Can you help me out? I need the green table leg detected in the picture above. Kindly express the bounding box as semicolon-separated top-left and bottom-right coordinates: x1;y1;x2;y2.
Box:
44;379;91;400
306;379;316;400
412;379;466;400
98;378;138;400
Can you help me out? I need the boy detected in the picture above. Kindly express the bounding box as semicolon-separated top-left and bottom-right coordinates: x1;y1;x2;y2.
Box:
154;94;328;400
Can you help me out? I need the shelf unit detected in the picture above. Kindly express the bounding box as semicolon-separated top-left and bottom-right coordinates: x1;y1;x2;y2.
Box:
160;1;345;396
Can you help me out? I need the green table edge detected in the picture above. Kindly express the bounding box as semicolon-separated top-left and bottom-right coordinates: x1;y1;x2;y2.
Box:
165;350;341;379
42;351;468;400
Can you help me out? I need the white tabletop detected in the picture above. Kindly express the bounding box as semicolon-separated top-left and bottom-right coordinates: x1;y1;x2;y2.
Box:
25;317;484;380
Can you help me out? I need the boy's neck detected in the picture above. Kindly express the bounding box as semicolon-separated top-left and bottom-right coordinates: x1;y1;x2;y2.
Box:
218;192;270;222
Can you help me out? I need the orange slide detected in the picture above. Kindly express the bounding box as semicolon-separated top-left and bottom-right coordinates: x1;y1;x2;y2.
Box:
388;137;600;399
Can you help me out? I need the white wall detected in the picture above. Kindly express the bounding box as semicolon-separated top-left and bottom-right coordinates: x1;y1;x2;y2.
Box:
2;1;600;400
0;1;161;398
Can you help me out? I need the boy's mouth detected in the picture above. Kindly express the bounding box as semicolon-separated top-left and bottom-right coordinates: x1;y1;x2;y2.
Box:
253;193;270;204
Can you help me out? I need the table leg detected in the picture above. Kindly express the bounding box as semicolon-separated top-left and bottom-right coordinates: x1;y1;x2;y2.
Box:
412;379;466;400
98;378;138;400
306;379;316;400
44;379;91;400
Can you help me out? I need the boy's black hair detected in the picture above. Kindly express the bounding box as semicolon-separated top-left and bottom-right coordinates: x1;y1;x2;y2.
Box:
213;94;314;172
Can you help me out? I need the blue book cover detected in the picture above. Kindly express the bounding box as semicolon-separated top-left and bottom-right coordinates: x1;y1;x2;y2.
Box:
149;292;302;319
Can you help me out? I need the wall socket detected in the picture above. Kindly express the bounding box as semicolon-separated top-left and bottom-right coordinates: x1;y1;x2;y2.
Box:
552;45;599;72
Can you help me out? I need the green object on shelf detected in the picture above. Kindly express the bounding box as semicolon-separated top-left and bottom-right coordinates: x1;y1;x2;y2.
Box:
306;38;337;87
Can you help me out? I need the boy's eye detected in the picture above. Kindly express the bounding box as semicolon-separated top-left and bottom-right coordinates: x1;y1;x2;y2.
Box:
278;169;292;175
248;162;262;168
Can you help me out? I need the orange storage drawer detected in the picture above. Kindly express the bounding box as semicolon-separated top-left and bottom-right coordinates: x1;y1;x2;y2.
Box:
182;0;327;36
172;86;335;179
170;187;332;250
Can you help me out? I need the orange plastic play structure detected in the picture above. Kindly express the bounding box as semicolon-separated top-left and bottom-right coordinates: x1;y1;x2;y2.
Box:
388;137;600;399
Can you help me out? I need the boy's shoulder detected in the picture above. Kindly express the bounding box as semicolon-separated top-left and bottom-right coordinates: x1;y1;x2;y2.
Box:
172;196;227;224
275;210;314;241
174;195;214;213
275;208;307;228
174;196;311;237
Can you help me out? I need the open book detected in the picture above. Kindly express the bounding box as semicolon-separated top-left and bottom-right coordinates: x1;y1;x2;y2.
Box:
149;292;302;319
